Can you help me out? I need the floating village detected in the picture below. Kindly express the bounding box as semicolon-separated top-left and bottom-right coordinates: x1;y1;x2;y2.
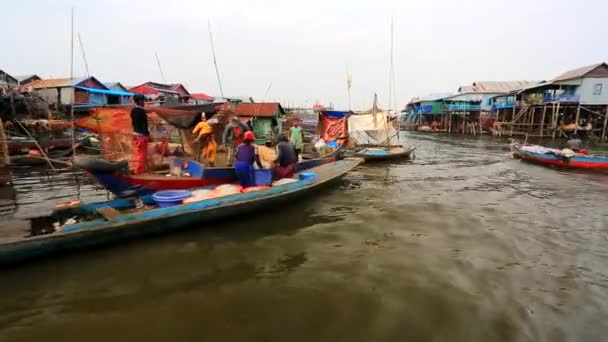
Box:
1;59;608;265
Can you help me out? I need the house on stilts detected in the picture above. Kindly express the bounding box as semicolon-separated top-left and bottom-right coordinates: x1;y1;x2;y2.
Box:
490;62;608;140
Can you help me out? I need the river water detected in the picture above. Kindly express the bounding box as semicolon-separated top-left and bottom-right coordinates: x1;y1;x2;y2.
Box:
1;133;607;342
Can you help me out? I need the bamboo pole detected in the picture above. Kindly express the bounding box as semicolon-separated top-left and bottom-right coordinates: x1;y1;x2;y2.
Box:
552;102;561;140
574;105;581;134
0;119;8;168
540;105;547;138
602;105;608;142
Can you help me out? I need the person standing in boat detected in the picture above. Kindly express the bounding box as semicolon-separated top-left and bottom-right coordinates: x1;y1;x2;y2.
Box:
130;95;150;174
193;112;216;166
234;131;262;187
566;133;583;152
223;116;250;166
274;134;298;180
289;119;304;161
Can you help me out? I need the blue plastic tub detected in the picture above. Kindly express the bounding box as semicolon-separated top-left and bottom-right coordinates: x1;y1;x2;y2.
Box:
152;190;192;208
327;140;339;148
254;169;273;186
299;172;316;181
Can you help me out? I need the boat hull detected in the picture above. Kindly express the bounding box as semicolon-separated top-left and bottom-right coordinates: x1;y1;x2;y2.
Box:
0;158;362;265
515;146;608;170
79;149;343;196
353;146;415;161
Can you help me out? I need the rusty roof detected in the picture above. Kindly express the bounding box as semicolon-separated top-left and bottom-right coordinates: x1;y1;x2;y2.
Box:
234;102;285;117
552;62;608;82
29;77;87;89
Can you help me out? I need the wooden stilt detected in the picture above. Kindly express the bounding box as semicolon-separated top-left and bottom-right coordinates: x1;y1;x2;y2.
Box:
602;105;608;142
552;102;561;140
573;105;581;134
540;105;547;137
0;119;8;168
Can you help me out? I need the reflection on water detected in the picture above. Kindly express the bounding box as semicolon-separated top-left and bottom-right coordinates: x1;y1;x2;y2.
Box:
1;133;608;342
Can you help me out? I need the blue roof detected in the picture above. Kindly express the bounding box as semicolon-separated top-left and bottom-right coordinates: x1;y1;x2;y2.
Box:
75;86;134;96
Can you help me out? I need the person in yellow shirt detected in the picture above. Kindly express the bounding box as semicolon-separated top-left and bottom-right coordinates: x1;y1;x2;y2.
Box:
192;113;217;166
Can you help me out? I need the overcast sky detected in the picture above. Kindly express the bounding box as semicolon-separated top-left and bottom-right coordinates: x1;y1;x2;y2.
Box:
2;0;607;109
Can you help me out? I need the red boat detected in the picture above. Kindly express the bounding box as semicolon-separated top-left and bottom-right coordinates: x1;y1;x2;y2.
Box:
512;144;608;170
74;148;342;196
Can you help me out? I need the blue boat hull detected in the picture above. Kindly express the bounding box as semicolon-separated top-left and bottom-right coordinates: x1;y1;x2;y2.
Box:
0;158;362;265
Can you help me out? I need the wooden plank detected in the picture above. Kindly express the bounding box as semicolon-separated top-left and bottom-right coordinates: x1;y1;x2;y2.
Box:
96;207;122;221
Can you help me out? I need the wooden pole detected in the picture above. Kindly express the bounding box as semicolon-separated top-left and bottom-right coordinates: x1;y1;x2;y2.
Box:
574;105;581;134
602;105;608;142
540;105;547;138
552;102;561;140
0;119;9;168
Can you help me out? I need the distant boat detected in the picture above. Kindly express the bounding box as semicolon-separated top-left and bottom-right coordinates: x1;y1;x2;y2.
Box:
0;158;363;265
512;143;608;170
347;95;415;162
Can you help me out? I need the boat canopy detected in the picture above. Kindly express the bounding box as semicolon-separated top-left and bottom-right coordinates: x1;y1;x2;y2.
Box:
348;112;399;146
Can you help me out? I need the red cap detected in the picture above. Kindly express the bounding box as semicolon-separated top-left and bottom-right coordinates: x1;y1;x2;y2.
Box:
244;131;255;140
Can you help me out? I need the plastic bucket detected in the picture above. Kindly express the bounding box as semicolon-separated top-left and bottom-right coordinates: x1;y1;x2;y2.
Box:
254;169;273;186
153;190;192;208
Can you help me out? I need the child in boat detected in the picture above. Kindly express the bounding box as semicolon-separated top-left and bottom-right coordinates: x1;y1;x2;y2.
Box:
234;131;262;187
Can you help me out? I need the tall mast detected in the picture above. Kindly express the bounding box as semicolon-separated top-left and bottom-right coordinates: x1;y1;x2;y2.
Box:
208;20;224;97
155;51;166;82
78;32;90;76
70;7;74;79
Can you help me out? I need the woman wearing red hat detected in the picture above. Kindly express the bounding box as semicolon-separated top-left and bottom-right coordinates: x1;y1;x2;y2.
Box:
234;131;262;187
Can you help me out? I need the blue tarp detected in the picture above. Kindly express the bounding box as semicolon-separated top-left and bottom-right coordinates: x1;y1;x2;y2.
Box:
75;86;134;97
321;110;352;118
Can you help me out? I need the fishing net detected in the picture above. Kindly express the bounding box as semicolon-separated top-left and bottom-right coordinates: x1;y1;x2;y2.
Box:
74;106;201;168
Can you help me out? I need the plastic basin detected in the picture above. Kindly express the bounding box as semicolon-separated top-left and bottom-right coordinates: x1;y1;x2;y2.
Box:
153;190;192;208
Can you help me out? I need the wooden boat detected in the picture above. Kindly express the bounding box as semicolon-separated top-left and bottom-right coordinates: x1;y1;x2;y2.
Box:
0;158;363;265
512;144;608;170
353;145;415;162
9;144;80;166
73;147;343;196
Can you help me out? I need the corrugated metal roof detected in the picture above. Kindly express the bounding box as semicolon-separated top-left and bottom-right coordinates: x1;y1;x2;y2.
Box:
30;77;87;89
103;82;128;92
458;81;540;94
410;93;453;103
552;63;607;82
443;93;484;102
0;70;18;86
191;93;215;101
234;102;285;117
14;74;40;83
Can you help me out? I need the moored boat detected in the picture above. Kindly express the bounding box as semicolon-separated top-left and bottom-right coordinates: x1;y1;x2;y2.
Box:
512;144;608;170
0;158;363;265
74;146;343;196
353;146;415;161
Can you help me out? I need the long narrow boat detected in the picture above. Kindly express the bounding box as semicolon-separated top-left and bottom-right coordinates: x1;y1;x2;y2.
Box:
0;158;363;265
353;145;415;162
74;147;343;196
512;144;608;170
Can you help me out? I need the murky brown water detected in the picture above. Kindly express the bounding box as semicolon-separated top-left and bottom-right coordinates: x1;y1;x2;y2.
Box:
1;133;607;342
